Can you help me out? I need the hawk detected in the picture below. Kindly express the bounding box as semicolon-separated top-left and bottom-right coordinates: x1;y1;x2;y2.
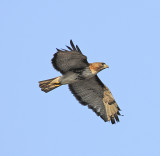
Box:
39;40;121;124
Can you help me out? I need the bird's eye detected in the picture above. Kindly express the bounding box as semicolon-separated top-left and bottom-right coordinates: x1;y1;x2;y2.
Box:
102;63;105;65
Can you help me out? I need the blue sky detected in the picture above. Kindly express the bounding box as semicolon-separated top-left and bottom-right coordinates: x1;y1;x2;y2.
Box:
0;0;160;156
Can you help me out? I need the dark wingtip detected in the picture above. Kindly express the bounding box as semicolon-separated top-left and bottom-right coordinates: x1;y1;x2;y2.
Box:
114;114;119;122
76;45;82;53
66;45;72;51
56;48;61;51
111;116;115;124
70;39;73;44
70;40;76;50
69;40;82;53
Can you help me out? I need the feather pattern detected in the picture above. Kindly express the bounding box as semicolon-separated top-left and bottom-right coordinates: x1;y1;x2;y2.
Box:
70;40;76;51
40;40;121;124
52;40;89;74
69;76;120;123
76;45;82;53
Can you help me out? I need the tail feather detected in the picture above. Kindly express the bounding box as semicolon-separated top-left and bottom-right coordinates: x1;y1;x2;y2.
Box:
39;76;61;93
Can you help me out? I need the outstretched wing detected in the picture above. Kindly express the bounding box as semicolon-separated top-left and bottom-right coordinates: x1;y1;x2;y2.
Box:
52;40;89;74
69;76;121;124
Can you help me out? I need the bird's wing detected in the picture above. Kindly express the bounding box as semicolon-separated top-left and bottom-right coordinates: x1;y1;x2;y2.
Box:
52;40;89;74
69;75;121;123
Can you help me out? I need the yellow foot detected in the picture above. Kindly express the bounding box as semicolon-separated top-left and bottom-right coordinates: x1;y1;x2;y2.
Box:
54;84;60;87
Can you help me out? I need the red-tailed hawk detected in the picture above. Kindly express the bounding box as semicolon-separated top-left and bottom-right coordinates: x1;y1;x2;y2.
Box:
39;40;121;124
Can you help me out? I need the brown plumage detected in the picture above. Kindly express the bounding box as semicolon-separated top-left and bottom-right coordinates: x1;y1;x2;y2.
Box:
39;40;121;124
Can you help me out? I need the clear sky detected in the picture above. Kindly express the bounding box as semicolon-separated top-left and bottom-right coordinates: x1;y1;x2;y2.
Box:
0;0;160;156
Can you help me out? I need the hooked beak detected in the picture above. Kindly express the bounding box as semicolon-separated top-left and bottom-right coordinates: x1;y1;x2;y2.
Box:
103;64;109;69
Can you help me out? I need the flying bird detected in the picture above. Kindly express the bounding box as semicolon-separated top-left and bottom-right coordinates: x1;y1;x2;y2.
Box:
39;40;121;124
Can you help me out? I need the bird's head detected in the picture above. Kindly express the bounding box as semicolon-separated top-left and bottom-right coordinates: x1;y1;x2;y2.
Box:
89;62;109;74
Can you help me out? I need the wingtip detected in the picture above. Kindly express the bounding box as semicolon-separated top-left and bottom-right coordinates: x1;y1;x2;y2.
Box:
76;45;82;53
56;48;61;51
70;39;73;45
66;45;72;51
70;40;76;50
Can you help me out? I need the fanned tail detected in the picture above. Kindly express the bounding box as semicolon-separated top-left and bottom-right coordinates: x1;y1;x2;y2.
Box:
39;76;61;93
